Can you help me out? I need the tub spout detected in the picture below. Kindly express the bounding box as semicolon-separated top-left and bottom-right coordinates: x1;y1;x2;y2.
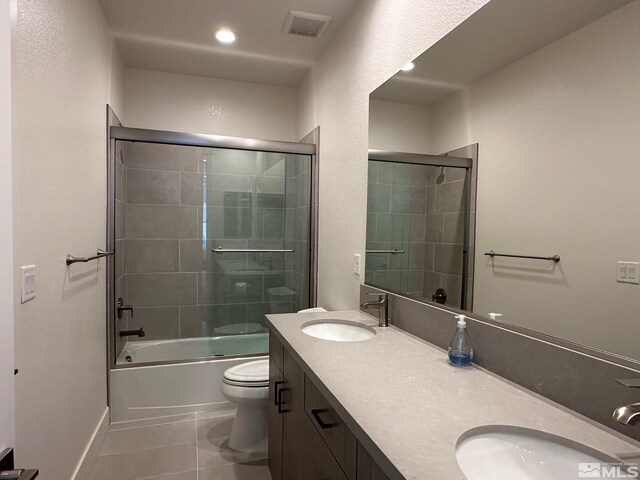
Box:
119;328;145;338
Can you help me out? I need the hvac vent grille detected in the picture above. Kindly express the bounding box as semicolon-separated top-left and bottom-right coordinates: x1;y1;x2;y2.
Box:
283;11;331;38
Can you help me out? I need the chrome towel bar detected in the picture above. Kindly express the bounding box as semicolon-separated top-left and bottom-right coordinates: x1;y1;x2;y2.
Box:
213;246;295;254
366;249;405;255
66;249;114;266
484;250;560;263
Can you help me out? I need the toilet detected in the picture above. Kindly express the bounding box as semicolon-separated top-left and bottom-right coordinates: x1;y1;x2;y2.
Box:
221;359;270;452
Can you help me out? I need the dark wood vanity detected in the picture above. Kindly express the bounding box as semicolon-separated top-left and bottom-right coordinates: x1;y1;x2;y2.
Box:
268;332;389;480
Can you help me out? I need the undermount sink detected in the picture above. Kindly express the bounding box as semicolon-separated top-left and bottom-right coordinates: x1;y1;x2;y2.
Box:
456;426;626;480
301;321;376;342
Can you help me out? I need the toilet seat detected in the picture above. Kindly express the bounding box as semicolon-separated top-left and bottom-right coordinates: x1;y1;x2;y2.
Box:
223;359;269;387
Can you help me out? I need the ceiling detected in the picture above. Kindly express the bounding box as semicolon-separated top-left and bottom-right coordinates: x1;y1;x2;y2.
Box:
371;0;633;106
99;0;360;87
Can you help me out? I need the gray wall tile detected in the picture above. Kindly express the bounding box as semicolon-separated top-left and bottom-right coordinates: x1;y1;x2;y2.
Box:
198;272;263;305
436;181;465;214
127;205;198;239
434;244;464;275
125;239;179;273
128;143;200;172
127;273;197;307
426;214;443;243
127;169;180;205
367;184;391;213
443;212;464;244
127;307;180;342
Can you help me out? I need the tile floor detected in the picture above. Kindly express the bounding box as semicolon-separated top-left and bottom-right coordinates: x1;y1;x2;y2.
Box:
89;411;272;480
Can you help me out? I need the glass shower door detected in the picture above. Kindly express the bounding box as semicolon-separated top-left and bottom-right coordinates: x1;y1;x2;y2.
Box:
113;140;312;365
197;147;312;336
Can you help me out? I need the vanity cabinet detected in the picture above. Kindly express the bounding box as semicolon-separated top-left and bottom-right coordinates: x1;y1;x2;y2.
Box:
268;332;390;480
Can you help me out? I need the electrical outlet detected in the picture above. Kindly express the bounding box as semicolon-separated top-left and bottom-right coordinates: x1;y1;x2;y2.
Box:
21;265;36;303
354;254;361;276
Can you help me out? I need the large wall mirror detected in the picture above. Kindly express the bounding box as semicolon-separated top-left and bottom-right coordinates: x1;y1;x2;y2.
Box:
366;0;640;361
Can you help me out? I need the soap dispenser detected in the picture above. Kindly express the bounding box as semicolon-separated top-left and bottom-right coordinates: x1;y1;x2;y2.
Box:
448;314;473;367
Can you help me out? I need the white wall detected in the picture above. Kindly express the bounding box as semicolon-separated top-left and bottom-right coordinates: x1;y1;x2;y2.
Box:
12;0;123;477
0;0;15;451
296;0;489;310
427;1;640;358
369;99;430;153
123;68;297;141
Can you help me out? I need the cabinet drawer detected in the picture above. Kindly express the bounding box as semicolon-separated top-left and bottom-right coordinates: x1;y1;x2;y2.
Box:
283;348;304;397
305;377;357;480
270;330;284;371
302;409;349;480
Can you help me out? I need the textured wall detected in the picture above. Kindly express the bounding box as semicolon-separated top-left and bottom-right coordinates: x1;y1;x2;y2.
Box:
0;0;14;450
12;0;123;477
369;99;430;153
123;68;297;142
295;0;489;310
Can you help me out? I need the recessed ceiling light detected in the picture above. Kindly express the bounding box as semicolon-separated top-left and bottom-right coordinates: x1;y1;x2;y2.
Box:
401;62;415;72
215;29;237;44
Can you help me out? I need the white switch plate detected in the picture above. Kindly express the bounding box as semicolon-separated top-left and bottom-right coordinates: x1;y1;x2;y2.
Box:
21;265;36;303
354;254;361;276
617;261;639;284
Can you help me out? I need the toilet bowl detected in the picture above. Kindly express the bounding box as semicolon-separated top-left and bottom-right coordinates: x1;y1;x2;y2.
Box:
221;359;270;452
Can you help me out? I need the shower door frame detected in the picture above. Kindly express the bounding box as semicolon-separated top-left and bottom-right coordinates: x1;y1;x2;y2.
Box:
106;117;319;372
366;148;476;310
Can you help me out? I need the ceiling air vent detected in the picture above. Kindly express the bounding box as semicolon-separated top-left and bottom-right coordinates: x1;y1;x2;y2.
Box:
283;11;331;39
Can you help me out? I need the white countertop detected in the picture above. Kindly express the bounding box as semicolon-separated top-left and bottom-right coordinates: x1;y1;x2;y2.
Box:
266;310;640;480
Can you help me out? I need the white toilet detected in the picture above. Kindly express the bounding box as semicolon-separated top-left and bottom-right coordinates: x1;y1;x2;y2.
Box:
221;359;270;452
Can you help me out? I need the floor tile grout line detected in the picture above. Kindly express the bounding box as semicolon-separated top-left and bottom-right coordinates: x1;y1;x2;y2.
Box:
109;416;197;432
132;468;199;480
97;440;197;459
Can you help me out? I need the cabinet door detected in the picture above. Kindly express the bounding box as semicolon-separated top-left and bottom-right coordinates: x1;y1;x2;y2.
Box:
302;412;349;480
269;358;285;480
282;387;303;480
357;443;391;480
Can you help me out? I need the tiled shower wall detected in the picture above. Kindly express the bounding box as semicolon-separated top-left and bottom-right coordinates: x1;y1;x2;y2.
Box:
366;162;429;295
365;161;474;309
114;141;127;356
118;142;311;342
285;158;311;312
422;166;469;308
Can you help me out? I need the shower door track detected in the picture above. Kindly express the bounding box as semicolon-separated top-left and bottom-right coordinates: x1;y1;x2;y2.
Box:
111;126;316;156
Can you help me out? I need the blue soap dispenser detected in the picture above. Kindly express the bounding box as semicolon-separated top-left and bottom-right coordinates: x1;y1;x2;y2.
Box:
448;314;473;367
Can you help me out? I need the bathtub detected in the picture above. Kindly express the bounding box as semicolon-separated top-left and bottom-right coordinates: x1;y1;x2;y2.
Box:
110;333;269;423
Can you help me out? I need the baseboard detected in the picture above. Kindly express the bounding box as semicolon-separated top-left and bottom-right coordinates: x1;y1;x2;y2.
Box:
70;407;109;480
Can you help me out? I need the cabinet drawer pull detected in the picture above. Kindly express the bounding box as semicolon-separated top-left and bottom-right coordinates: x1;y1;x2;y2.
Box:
311;408;335;429
278;386;290;413
274;380;284;406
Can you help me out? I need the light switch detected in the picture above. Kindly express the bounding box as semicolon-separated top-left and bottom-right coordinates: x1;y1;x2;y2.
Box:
617;261;639;284
21;265;36;303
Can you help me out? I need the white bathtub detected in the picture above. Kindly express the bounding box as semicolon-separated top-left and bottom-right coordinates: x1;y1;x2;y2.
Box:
110;333;269;423
116;333;268;364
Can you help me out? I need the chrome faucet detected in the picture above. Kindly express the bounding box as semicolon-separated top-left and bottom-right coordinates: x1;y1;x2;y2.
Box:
361;293;389;327
613;379;640;425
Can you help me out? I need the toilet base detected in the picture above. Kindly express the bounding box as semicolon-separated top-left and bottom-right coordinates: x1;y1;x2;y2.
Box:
228;403;268;452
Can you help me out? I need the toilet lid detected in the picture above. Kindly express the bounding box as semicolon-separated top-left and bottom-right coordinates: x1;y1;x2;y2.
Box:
223;359;269;385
